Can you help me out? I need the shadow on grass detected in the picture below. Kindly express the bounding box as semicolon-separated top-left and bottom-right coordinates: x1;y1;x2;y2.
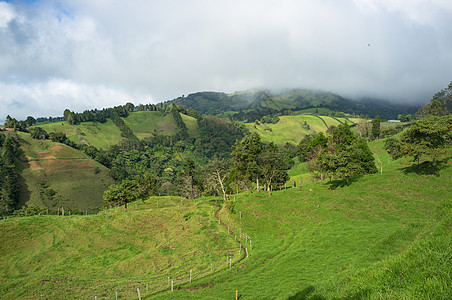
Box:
287;286;325;300
400;158;449;176
327;176;362;190
287;286;370;300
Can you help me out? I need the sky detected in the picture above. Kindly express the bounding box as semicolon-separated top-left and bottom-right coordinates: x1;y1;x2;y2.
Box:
1;0;451;121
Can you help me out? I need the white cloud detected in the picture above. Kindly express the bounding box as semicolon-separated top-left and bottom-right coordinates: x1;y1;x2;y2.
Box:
0;79;151;121
1;0;451;120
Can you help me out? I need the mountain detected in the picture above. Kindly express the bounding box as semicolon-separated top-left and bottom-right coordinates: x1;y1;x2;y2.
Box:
170;89;419;120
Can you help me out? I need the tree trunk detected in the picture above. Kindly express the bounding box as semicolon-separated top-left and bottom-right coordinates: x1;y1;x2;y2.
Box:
124;202;127;212
217;170;227;202
321;172;324;183
256;177;260;193
267;180;272;196
433;158;437;166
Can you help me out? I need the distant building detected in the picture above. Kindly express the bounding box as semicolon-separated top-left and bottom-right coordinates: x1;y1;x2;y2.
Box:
388;120;401;123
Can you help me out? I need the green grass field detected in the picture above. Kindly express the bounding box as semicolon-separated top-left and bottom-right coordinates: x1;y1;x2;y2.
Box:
244;115;366;145
181;114;200;138
15;132;114;212
152;142;451;299
38;119;124;149
36;111;198;146
1;138;450;299
123;111;177;139
0;197;237;299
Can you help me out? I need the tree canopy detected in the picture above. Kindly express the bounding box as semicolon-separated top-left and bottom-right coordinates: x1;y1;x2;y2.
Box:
306;123;377;183
385;114;452;165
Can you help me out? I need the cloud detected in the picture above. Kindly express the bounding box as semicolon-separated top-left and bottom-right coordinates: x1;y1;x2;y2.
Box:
0;79;150;122
0;0;451;120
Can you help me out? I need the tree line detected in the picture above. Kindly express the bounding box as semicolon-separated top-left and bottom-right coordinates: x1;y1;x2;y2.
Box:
0;133;20;216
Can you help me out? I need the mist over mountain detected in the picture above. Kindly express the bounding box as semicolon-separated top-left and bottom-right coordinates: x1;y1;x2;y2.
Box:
169;89;419;120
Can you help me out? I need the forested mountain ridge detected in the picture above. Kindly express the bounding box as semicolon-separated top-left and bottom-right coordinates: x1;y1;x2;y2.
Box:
169;89;419;120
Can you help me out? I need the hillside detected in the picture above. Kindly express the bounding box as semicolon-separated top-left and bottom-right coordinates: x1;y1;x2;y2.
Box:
15;132;114;212
171;89;418;120
244;114;365;145
0;197;237;299
36;111;200;149
1;140;450;299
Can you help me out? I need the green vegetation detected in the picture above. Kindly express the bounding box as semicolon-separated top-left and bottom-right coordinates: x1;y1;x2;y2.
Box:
2;84;451;299
14;132;114;212
171;89;418;120
385;114;452;165
0;197;238;299
1;142;449;299
37;119;124;149
0;132;20;216
245;115;363;145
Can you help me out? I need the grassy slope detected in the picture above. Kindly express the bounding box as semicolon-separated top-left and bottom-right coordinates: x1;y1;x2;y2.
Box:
122;111;177;139
0;197;237;299
158;142;450;299
181;114;200;138
38;119;124;149
245;115;365;145
15;132;114;211
37;111;198;146
1;139;450;299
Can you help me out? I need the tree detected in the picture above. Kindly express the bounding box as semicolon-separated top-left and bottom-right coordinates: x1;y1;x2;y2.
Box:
25;116;36;127
103;179;139;211
206;157;231;201
308;123;377;183
171;105;188;139
63;109;76;125
259;142;291;196
29;127;49;140
372;115;381;140
136;174;158;200
386;115;452;165
0;134;20;216
231;133;291;195
431;81;452;115
297;134;313;162
305;133;329;182
181;157;197;199
231;132;262;184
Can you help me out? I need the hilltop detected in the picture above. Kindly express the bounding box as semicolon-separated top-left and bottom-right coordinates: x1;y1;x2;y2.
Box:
170;89;418;120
